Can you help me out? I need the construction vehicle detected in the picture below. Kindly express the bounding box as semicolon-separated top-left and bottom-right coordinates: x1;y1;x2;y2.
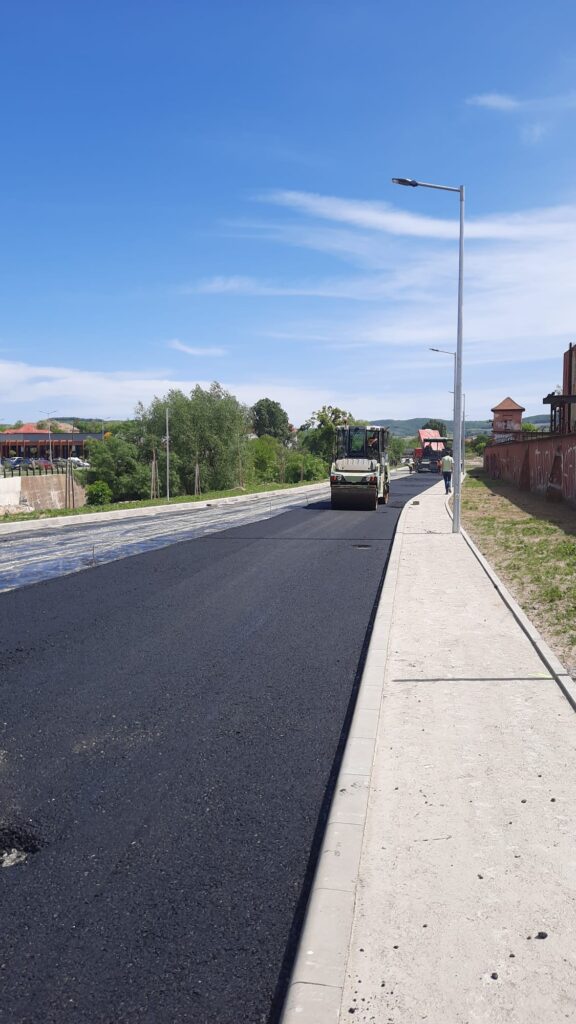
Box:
330;426;390;510
413;429;450;473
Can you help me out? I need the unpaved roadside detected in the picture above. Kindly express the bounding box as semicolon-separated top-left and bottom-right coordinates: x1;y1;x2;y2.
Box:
461;468;576;679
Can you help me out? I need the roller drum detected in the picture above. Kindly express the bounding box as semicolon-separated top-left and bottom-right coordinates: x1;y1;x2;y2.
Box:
330;485;378;511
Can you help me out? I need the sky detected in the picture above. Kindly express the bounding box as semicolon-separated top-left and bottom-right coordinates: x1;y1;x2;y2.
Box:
2;0;576;427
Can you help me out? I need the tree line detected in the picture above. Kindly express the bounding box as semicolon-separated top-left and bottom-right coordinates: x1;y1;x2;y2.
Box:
70;385;416;505
83;385;330;504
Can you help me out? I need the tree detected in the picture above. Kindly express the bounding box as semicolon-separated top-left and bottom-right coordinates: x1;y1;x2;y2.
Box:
299;405;354;466
140;383;251;495
249;435;283;483
422;419;447;436
86;436;150;501
251;398;291;441
285;451;326;483
387;435;406;466
469;433;491;455
521;422;538;432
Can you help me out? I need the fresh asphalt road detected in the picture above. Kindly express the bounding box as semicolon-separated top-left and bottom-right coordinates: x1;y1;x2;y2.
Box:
0;485;327;594
0;472;436;1024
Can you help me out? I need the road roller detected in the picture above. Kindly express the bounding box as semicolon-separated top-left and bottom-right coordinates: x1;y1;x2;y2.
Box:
330;425;390;510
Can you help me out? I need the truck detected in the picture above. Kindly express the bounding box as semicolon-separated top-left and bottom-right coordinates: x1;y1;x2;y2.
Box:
330;425;390;510
413;429;450;473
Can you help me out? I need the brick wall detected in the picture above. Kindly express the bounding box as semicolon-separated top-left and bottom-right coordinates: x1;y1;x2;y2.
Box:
484;434;576;504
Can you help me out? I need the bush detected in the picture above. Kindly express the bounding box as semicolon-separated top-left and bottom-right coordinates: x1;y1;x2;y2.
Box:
285;451;326;482
86;480;113;506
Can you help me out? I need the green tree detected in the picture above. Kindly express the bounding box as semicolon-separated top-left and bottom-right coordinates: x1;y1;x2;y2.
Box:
285;451;326;483
521;421;538;432
86;436;150;501
469;433;492;455
387;435;406;466
141;383;251;495
252;398;291;441
299;405;354;466
422;419;447;436
249;435;282;482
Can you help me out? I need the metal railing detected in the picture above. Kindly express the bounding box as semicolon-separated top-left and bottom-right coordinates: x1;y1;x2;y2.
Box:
0;464;71;478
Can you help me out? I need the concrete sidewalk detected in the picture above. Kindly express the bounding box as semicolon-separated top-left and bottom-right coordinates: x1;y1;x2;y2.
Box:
282;479;576;1024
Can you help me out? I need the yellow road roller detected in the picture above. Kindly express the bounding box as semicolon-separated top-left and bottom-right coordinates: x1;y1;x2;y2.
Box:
330;426;390;510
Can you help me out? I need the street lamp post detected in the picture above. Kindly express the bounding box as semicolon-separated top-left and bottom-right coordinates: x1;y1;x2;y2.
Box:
430;347;457;443
393;177;465;533
448;388;466;479
165;407;170;501
40;408;57;463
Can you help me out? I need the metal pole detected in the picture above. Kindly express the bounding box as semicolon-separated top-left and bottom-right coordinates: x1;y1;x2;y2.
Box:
393;178;464;530
166;407;170;501
452;186;464;534
461;392;466;480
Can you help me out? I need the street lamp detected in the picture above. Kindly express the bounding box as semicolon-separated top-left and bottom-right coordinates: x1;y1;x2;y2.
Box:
393;177;464;533
430;346;457;449
40;408;57;463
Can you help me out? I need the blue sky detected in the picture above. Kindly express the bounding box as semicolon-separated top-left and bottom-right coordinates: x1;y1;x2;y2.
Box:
2;0;576;426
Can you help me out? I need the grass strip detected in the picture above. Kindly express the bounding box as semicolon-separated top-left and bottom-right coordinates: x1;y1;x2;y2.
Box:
462;467;576;678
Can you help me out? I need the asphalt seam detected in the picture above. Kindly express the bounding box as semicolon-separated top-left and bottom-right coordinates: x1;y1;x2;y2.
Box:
278;494;412;1024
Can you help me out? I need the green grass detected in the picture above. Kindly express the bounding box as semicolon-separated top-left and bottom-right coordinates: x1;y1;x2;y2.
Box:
462;468;576;677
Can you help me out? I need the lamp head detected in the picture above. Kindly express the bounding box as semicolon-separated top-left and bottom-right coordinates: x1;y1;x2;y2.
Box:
392;177;418;187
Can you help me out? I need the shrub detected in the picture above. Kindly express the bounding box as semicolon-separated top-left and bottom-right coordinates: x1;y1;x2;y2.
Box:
86;480;113;506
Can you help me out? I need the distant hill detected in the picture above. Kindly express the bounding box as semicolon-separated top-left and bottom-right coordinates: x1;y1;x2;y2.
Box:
371;414;549;438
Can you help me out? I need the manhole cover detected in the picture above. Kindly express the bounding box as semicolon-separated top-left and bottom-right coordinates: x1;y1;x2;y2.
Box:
0;824;44;868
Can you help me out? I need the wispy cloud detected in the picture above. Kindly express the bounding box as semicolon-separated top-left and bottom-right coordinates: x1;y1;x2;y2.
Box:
467;90;576;113
168;339;226;357
466;90;576;145
258;190;576;242
188;273;424;302
467;92;522;111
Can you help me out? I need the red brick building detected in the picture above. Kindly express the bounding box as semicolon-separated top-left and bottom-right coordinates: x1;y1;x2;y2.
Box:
484;346;576;504
491;398;525;438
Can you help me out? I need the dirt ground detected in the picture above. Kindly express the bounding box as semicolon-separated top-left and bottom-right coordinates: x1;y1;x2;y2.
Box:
461;467;576;679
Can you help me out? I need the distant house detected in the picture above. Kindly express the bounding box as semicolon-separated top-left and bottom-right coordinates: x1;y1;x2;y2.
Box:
491;398;525;438
484;346;576;504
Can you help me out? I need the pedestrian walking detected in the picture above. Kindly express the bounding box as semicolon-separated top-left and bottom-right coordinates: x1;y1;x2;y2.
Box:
441;451;454;494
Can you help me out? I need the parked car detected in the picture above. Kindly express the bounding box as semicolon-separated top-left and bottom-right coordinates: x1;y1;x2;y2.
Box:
68;457;90;468
34;458;54;469
8;457;26;467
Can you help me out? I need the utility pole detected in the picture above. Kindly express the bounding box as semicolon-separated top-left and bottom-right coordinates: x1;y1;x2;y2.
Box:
40;408;57;463
165;408;170;501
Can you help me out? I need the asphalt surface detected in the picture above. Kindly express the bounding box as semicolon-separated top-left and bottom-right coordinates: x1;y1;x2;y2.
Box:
0;472;434;1024
0;486;326;594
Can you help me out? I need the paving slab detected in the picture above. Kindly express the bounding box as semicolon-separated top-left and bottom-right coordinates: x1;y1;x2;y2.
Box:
339;482;576;1023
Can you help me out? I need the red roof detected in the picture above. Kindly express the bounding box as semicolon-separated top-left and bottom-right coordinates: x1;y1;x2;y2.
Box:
2;422;50;435
491;397;525;412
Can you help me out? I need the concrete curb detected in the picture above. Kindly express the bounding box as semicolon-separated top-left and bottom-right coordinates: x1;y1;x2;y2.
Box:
279;496;414;1023
445;493;576;711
